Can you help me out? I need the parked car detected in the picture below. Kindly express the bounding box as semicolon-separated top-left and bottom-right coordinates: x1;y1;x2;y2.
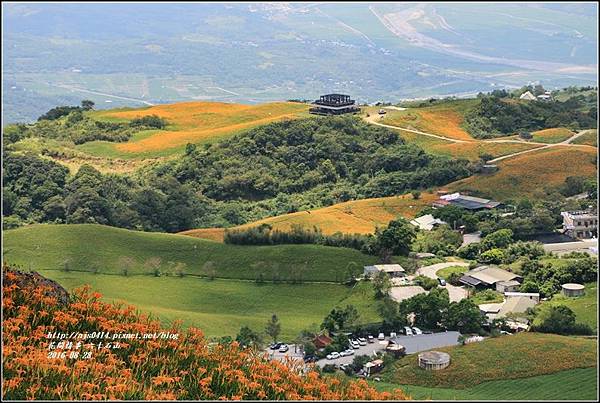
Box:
412;327;423;335
278;344;289;353
351;340;360;349
304;355;317;363
345;349;354;356
389;332;397;338
367;335;374;343
358;337;367;346
339;350;350;357
269;342;282;350
404;327;413;336
326;352;340;360
438;278;447;286
378;332;385;340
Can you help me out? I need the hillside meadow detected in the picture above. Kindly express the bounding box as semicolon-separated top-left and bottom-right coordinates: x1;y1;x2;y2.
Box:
33;270;381;340
373;99;479;141
571;129;598;147
181;193;437;242
531;127;574;143
80;101;310;158
449;146;598;200
3;224;377;282
373;367;597;400
383;332;597;389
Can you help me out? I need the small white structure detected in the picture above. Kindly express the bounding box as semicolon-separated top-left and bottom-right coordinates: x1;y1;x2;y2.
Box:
504;292;540;303
410;214;446;231
496;280;520;293
363;264;405;278
418;351;450;370
519;91;536;101
562;283;585;297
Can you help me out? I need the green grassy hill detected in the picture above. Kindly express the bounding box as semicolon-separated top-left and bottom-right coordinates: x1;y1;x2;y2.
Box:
32;270;380;340
374;367;597;400
382;332;597;389
4;224;383;339
4;224;376;282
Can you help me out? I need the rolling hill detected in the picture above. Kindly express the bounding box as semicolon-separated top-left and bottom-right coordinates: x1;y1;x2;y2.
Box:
80;101;310;157
3;224;382;338
383;332;597;389
181;192;437;242
3;224;376;282
449;146;598;200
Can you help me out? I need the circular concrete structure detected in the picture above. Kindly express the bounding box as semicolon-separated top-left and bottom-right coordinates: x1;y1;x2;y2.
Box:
418;351;450;370
562;283;585;297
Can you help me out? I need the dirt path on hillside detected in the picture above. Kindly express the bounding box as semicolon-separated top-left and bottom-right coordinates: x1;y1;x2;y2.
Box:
365;113;596;163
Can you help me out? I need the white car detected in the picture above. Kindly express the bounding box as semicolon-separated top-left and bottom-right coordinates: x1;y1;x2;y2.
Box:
351;340;360;349
278;344;289;352
326;352;340;360
389;332;397;338
339;350;350;357
378;332;385;340
412;327;423;335
404;327;413;336
345;348;354;356
358;337;367;346
367;335;374;343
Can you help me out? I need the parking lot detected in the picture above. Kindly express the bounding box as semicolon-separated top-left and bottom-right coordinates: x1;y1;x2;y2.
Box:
316;331;461;368
264;344;304;363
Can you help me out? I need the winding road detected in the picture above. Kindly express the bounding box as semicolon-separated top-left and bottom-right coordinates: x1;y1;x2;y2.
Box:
365;113;596;163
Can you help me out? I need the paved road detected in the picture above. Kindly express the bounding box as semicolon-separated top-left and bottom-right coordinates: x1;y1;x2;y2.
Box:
415;262;469;302
316;331;461;368
390;285;427;302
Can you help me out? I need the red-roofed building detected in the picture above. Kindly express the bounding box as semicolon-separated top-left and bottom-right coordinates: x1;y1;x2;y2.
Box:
313;334;333;349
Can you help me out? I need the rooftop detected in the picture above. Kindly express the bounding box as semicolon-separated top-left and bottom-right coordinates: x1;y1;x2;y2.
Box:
562;283;585;290
410;214;446;231
436;192;501;210
364;264;405;273
418;351;450;364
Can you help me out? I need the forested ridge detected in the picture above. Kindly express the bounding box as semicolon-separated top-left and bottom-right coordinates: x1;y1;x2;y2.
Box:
3;116;473;232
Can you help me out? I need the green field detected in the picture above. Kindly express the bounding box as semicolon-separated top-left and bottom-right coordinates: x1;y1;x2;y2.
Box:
382;332;597;389
543;282;597;330
373;367;597;400
33;270;380;340
437;265;468;280
4;224;377;282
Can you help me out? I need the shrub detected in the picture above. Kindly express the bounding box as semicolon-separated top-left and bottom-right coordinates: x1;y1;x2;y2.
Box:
413;275;439;291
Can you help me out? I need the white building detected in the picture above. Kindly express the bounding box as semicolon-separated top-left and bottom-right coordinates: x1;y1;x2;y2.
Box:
363;264;405;278
561;211;598;239
410;214;446;231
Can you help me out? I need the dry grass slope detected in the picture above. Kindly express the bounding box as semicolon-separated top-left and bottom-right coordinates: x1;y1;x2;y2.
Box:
181;193;437;241
449;146;598;200
94;101;309;153
531;127;575;144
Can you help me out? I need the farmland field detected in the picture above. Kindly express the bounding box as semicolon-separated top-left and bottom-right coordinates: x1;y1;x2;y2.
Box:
571;129;598;147
373;367;597;400
531;127;575;144
3;224;377;283
80;101;310;158
181;193;438;241
449;146;598;200
33;270;380;340
382;332;597;389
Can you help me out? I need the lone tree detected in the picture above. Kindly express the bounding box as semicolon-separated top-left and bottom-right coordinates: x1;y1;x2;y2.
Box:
265;314;281;343
373;271;392;299
81;100;95;111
